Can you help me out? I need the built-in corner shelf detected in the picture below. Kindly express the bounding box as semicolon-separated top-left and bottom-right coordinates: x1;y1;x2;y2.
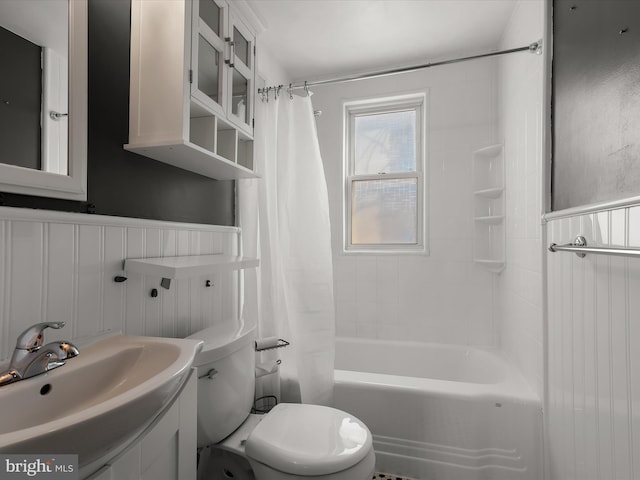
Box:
472;143;505;273
473;259;505;273
474;187;504;199
125;254;259;281
474;215;504;225
473;144;503;158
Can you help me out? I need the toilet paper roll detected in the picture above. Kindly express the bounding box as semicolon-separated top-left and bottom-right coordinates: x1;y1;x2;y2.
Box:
255;336;280;351
255;360;280;378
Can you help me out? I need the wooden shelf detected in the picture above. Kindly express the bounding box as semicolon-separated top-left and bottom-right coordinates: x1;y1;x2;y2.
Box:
125;254;259;280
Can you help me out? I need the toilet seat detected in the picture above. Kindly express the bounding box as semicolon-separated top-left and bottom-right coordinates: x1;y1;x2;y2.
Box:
244;403;373;476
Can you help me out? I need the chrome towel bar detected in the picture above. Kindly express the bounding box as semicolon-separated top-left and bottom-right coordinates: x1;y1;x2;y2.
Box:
549;235;640;259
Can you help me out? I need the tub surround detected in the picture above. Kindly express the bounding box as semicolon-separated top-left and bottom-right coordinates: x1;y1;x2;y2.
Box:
313;58;499;347
496;0;545;398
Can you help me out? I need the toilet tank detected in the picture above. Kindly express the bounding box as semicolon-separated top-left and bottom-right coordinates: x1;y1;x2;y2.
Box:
187;322;256;447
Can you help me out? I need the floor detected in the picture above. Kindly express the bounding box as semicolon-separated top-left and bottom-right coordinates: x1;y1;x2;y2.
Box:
373;473;415;480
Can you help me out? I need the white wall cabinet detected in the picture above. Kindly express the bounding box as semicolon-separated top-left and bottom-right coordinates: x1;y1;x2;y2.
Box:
125;0;257;180
472;144;505;273
85;370;198;480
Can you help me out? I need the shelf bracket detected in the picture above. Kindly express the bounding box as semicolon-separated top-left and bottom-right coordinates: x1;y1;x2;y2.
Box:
160;278;171;290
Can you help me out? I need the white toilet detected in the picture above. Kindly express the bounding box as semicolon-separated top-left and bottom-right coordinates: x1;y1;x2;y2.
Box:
187;322;375;480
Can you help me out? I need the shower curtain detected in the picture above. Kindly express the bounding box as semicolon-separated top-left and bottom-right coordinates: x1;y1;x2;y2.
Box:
239;93;335;406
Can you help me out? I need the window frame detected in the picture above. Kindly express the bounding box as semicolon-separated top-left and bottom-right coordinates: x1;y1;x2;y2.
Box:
343;92;428;254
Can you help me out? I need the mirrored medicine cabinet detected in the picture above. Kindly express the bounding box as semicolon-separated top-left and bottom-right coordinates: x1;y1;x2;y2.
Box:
0;0;87;201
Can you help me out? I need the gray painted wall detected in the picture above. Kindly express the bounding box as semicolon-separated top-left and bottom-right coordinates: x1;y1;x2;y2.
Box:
552;0;640;211
0;0;235;226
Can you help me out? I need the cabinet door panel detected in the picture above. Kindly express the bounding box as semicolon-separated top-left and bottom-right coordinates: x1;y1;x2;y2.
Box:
231;68;249;126
227;12;254;134
197;35;222;104
233;26;250;68
198;0;222;36
191;0;227;115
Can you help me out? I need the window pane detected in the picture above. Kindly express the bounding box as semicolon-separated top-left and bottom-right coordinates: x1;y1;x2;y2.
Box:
200;0;220;36
354;110;416;174
351;178;417;245
198;35;220;104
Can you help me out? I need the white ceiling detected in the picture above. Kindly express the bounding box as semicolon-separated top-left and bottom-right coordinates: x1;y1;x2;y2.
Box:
246;0;517;83
0;0;67;54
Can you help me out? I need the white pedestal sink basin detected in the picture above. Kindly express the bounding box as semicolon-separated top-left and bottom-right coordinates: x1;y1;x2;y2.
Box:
0;334;202;474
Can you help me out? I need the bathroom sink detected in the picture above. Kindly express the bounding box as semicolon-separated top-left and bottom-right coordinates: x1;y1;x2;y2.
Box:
0;334;202;469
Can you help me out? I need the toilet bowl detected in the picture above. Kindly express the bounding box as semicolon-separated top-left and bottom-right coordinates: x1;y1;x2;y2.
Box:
187;323;375;479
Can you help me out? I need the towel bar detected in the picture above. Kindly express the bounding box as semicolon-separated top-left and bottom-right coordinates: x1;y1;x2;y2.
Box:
549;236;640;258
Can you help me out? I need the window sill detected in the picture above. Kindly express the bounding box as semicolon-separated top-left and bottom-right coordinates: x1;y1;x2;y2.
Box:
341;247;429;256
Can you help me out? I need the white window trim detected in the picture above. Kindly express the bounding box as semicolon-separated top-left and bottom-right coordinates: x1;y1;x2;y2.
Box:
343;91;429;255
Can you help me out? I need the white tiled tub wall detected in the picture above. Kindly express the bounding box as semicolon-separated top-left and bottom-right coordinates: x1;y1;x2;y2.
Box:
0;207;240;362
546;206;640;480
314;57;499;347
496;0;545;397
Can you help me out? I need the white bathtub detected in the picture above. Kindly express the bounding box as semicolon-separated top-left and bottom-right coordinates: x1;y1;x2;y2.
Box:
334;337;542;480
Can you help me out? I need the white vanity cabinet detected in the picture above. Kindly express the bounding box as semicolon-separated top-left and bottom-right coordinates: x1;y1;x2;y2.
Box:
86;370;197;480
125;0;257;180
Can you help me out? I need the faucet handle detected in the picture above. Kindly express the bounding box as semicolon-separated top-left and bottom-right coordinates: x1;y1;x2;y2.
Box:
15;322;66;351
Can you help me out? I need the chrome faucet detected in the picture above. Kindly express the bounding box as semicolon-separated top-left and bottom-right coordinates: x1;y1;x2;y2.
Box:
0;322;79;387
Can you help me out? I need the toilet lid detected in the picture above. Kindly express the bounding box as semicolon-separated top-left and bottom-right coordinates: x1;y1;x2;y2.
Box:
244;403;372;476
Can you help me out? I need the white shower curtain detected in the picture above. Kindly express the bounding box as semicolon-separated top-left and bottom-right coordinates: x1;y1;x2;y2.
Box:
239;93;335;406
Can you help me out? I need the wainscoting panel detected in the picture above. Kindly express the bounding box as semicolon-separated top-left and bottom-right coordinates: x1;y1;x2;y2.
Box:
547;206;640;480
0;207;241;362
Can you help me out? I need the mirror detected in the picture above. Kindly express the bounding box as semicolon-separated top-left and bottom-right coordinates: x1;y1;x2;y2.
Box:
0;0;87;201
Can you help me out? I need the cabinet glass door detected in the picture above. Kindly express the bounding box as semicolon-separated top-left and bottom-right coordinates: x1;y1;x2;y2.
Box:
231;68;249;125
192;0;227;116
197;35;221;104
228;13;253;132
233;26;250;68
199;0;221;36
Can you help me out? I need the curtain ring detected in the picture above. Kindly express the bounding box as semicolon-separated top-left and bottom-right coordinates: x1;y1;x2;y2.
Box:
304;81;310;97
288;83;293;100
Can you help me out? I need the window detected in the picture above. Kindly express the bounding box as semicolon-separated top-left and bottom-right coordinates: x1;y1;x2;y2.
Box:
344;93;427;253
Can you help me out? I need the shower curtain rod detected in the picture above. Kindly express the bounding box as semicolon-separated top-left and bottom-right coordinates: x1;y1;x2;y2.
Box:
258;40;542;96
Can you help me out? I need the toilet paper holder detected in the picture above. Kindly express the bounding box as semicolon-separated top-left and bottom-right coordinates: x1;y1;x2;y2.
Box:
254;337;290;352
